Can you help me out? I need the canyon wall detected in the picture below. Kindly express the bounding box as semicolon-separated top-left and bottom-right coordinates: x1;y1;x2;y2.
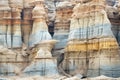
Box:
0;0;120;79
0;0;59;77
62;0;120;78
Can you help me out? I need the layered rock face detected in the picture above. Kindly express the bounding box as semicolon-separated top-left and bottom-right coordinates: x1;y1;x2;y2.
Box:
0;0;55;48
23;0;58;76
29;0;52;47
0;0;120;79
55;1;73;33
0;0;22;48
63;0;120;77
44;0;56;36
53;1;73;56
24;40;59;76
53;0;93;53
21;0;34;47
0;0;58;77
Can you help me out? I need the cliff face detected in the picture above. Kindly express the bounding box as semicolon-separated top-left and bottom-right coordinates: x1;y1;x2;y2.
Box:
0;0;120;79
0;0;119;48
0;0;58;77
62;0;120;77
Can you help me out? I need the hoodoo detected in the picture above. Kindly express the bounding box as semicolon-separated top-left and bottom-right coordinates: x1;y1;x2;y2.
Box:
23;0;59;76
29;0;52;47
0;0;120;79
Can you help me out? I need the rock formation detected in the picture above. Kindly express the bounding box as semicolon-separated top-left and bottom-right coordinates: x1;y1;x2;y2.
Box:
24;40;59;76
53;1;73;58
55;1;73;33
9;0;23;48
0;0;59;77
21;0;34;47
0;0;11;48
106;0;120;45
44;0;56;36
63;0;120;77
0;0;23;48
23;0;59;76
29;0;52;47
0;0;120;79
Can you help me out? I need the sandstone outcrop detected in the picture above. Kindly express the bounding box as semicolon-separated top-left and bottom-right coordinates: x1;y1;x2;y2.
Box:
29;0;52;47
23;0;58;76
0;0;120;79
23;40;59;76
63;0;120;77
0;0;59;77
53;1;73;57
55;1;73;33
21;0;34;47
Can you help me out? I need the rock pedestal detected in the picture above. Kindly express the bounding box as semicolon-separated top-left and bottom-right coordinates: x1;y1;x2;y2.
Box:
24;40;59;76
23;0;59;76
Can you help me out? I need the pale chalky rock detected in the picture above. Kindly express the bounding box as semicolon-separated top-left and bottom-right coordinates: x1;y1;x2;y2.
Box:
9;0;23;9
24;40;59;77
23;0;35;8
0;0;11;11
29;0;52;47
63;0;120;78
53;1;73;55
0;46;29;75
55;1;73;33
0;0;23;48
0;0;11;48
22;0;33;47
8;8;22;48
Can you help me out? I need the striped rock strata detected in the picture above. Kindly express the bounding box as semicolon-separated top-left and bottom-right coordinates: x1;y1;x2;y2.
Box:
63;0;120;78
0;0;11;47
23;0;59;76
21;0;34;47
24;40;59;76
0;0;23;48
0;0;59;77
29;0;52;47
0;40;58;76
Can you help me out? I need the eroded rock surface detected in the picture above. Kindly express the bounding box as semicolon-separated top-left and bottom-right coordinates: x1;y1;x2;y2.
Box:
63;0;120;77
106;0;120;45
0;0;59;77
0;0;120;79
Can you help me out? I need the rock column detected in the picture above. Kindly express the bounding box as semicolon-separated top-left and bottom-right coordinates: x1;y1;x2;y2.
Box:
5;0;23;48
0;0;11;48
29;0;52;47
63;0;120;77
23;0;59;77
22;0;34;47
